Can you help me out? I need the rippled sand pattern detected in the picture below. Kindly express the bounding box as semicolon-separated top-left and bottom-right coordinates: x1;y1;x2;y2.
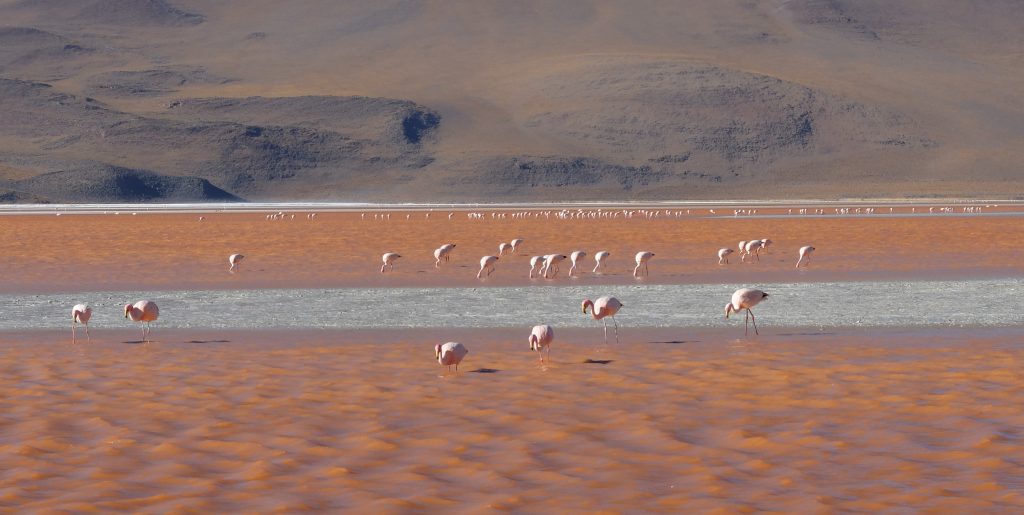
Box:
2;329;1023;512
1;210;1022;293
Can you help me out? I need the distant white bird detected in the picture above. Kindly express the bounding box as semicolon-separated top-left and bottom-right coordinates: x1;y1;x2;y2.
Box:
742;240;763;262
381;252;401;273
435;341;469;372
725;288;768;336
529;255;544;278
542;254;567;278
434;243;456;267
510;238;524;254
592;251;610;273
125;300;159;342
634;251;654;277
529;324;555;363
796;246;815;268
569;250;587;277
72;304;92;343
718;248;734;265
228;253;244;272
582;296;623;343
478;255;499;278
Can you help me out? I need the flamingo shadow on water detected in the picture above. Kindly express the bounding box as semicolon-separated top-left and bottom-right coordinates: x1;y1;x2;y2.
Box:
470;368;500;374
584;359;614;365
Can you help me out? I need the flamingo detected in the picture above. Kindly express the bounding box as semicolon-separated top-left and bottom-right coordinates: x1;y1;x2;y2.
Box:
569;250;587;277
381;252;401;273
125;300;159;342
529;324;554;363
478;255;499;278
529;256;544;278
742;240;763;262
510;238;524;254
434;244;456;267
738;241;747;254
725;288;768;336
542;254;567;278
760;239;773;253
796;246;815;268
71;304;92;343
633;251;654;277
582;296;623;343
435;341;469;372
498;242;511;255
718;248;734;265
228;253;244;272
592;251;610;273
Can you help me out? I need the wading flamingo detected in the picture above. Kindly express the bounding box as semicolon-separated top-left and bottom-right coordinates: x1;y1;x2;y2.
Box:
228;253;244;272
760;239;773;253
569;250;587;277
72;304;91;343
796;246;815;268
582;296;623;343
510;238;524;253
725;288;768;336
499;242;512;255
125;300;159;342
478;255;499;278
434;244;456;267
542;254;567;278
529;256;544;278
436;341;469;372
742;240;763;262
381;252;401;273
529;324;554;363
633;251;654;277
592;251;610;273
718;248;734;265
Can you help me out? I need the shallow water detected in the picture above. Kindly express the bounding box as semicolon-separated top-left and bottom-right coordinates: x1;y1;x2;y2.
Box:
4;278;1019;331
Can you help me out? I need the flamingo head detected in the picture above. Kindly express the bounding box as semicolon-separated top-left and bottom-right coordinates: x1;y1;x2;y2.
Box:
124;303;133;319
434;344;442;360
725;303;736;319
582;299;593;314
529;334;538;351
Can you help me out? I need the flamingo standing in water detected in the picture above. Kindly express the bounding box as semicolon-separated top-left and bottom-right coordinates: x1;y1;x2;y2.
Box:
633;251;654;277
435;342;469;372
796;246;815;268
742;240;763;262
592;251;610;273
760;239;773;253
718;248;734;265
510;238;524;254
72;304;92;343
125;300;159;342
568;250;587;277
228;253;244;272
529;324;554;363
381;252;401;273
542;254;567;278
478;255;499;278
434;244;456;267
582;296;623;343
498;242;511;255
529;256;544;278
725;288;768;336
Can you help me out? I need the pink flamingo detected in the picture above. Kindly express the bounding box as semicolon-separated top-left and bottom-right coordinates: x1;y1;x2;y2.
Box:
725;288;768;336
742;240;763;262
228;253;244;272
72;304;92;343
796;246;815;268
582;296;623;343
510;238;524;253
498;242;511;255
435;341;469;372
568;250;587;276
478;255;499;278
529;256;544;278
633;251;654;277
434;244;456;267
381;252;401;273
529;324;554;363
542;254;567;278
592;251;610;273
760;239;773;253
125;300;159;342
718;248;734;264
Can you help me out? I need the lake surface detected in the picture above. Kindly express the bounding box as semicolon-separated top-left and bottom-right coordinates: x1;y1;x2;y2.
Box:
3;278;1019;331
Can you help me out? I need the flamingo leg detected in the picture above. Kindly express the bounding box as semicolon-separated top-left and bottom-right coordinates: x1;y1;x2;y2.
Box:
85;324;90;341
72;322;76;343
744;310;750;336
749;309;759;335
633;264;640;277
603;319;609;344
612;316;620;343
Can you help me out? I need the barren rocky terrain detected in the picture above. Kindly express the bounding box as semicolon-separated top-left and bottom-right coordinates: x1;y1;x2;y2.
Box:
0;0;1021;201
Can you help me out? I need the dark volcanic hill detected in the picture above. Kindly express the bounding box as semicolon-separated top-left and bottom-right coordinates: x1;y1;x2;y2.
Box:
0;0;1021;201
